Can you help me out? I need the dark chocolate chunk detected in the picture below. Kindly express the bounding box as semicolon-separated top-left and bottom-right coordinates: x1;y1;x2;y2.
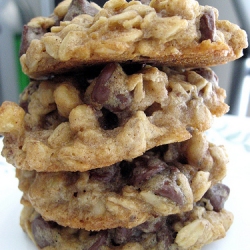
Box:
154;179;184;206
199;9;216;42
31;216;56;248
204;183;230;212
154;167;185;206
91;63;117;105
19;25;46;56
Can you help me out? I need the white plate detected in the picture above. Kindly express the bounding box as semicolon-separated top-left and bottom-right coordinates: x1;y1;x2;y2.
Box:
0;115;250;249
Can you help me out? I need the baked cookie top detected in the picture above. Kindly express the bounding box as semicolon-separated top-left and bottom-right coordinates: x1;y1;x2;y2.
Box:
0;65;228;172
17;132;228;230
20;192;233;250
19;0;248;78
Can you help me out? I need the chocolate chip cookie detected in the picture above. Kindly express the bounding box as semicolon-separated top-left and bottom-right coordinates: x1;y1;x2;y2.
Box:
16;132;228;230
0;64;228;172
20;183;233;250
19;0;247;78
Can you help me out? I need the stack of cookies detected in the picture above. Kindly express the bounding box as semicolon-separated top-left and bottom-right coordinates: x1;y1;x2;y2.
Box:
0;0;248;249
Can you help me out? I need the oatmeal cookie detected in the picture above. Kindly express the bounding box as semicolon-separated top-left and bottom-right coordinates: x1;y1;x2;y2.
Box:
20;188;233;250
16;133;228;230
0;64;228;172
19;0;248;78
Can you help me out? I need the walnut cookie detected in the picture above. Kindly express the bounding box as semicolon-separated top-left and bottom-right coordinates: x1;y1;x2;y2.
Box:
19;0;248;79
0;65;228;172
17;132;228;230
20;183;233;250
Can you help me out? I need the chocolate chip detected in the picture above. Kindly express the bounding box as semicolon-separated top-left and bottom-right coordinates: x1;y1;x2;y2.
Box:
31;216;56;248
193;68;218;85
19;101;29;113
131;155;167;186
91;63;132;113
64;172;80;186
199;9;216;42
19;25;46;56
64;0;99;21
154;180;184;206
112;228;133;245
204;183;230;212
156;224;174;248
111;93;132;112
154;167;184;206
91;63;117;105
90;164;120;183
137;217;164;233
88;231;108;250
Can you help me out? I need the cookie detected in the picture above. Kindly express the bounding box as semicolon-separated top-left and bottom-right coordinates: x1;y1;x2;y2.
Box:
16;132;228;230
20;186;233;250
0;64;228;172
19;0;248;78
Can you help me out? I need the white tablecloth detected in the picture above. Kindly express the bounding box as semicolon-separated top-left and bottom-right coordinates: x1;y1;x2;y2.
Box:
0;114;250;249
